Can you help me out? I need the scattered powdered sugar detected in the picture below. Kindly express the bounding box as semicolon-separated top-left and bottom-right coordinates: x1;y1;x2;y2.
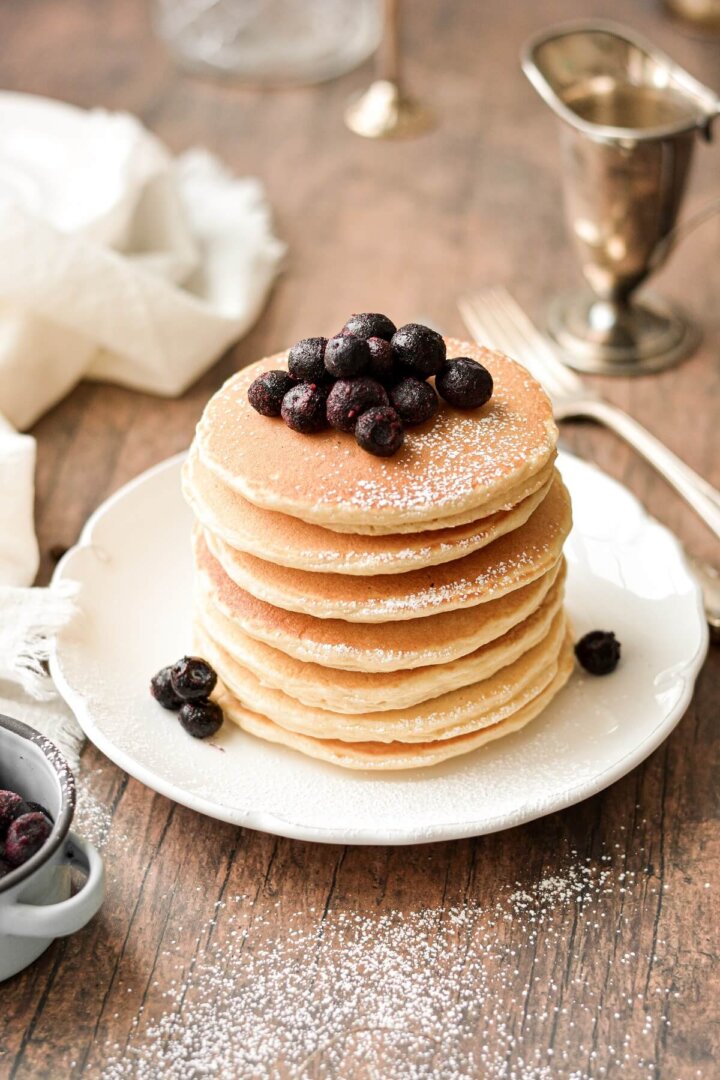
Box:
73;773;114;851
99;845;692;1080
74;765;132;855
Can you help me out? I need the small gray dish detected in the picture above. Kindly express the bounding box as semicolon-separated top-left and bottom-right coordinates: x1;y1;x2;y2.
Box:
0;714;104;982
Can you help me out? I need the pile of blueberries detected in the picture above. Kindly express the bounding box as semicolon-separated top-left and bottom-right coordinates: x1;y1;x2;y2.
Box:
0;791;53;878
247;314;494;458
151;656;224;739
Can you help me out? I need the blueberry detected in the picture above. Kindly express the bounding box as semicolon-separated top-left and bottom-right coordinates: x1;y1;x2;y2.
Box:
0;791;27;837
0;856;12;879
324;334;370;378
326;378;389;433
151;665;184;710
287;337;329;383
281;382;330;433
5;812;52;868
390;377;439;425
179;700;224;739
366;337;397;383
391;324;446;379
436;357;493;410
24;801;53;824
170;657;218;701
247;370;296;417
355;406;405;458
575;631;621;676
342;313;397;342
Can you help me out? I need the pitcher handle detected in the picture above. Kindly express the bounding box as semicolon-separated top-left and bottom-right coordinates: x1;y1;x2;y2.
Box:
650;196;720;273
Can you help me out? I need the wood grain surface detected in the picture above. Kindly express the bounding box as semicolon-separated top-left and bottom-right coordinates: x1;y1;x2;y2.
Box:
0;1;718;1077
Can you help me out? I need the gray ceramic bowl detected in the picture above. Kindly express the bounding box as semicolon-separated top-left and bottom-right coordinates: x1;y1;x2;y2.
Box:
0;714;104;981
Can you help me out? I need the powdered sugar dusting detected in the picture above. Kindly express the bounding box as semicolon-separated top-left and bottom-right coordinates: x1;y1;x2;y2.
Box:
196;344;557;526
99;844;694;1080
74;764;132;855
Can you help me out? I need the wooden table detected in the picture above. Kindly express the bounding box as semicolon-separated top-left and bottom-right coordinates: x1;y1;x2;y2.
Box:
1;1;718;1076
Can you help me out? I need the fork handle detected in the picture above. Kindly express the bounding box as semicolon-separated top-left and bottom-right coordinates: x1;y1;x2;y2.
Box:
560;398;720;542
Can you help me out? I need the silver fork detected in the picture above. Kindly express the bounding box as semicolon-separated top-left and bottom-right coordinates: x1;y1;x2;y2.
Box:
458;287;720;639
458;288;720;543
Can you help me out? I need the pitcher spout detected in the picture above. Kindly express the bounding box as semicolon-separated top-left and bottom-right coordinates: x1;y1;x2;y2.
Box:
522;19;720;142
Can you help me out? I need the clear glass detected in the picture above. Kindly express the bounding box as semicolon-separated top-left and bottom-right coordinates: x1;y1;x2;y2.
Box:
154;0;383;86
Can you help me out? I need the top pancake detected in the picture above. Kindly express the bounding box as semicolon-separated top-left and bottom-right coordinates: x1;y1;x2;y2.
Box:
194;338;557;532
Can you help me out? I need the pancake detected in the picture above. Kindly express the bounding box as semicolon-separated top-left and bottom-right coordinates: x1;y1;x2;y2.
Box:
304;458;557;536
201;472;571;622
183;448;555;575
195;608;567;742
195;568;566;712
195;338;557;532
196;537;566;672
216;634;575;770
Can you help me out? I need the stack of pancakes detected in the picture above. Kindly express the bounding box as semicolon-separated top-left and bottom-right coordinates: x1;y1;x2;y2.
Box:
183;338;574;770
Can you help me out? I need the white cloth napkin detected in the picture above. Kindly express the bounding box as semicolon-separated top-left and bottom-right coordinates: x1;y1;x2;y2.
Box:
0;93;285;767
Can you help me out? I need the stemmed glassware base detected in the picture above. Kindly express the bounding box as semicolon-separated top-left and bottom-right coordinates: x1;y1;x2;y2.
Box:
547;289;700;375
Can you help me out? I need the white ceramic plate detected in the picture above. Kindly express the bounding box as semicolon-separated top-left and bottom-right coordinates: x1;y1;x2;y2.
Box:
51;451;708;845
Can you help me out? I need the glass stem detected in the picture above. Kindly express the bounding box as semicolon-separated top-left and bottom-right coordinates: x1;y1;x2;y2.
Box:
378;0;400;84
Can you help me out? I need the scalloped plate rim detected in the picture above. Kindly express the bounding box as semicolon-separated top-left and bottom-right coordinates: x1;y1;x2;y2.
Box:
50;450;709;845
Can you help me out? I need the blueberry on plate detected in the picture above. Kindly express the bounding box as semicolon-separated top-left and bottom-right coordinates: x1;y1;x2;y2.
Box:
151;665;184;710
170;656;218;701
575;631;621;676
179;700;224;739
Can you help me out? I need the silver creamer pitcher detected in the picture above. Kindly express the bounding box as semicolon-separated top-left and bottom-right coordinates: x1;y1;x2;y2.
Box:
523;21;720;374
